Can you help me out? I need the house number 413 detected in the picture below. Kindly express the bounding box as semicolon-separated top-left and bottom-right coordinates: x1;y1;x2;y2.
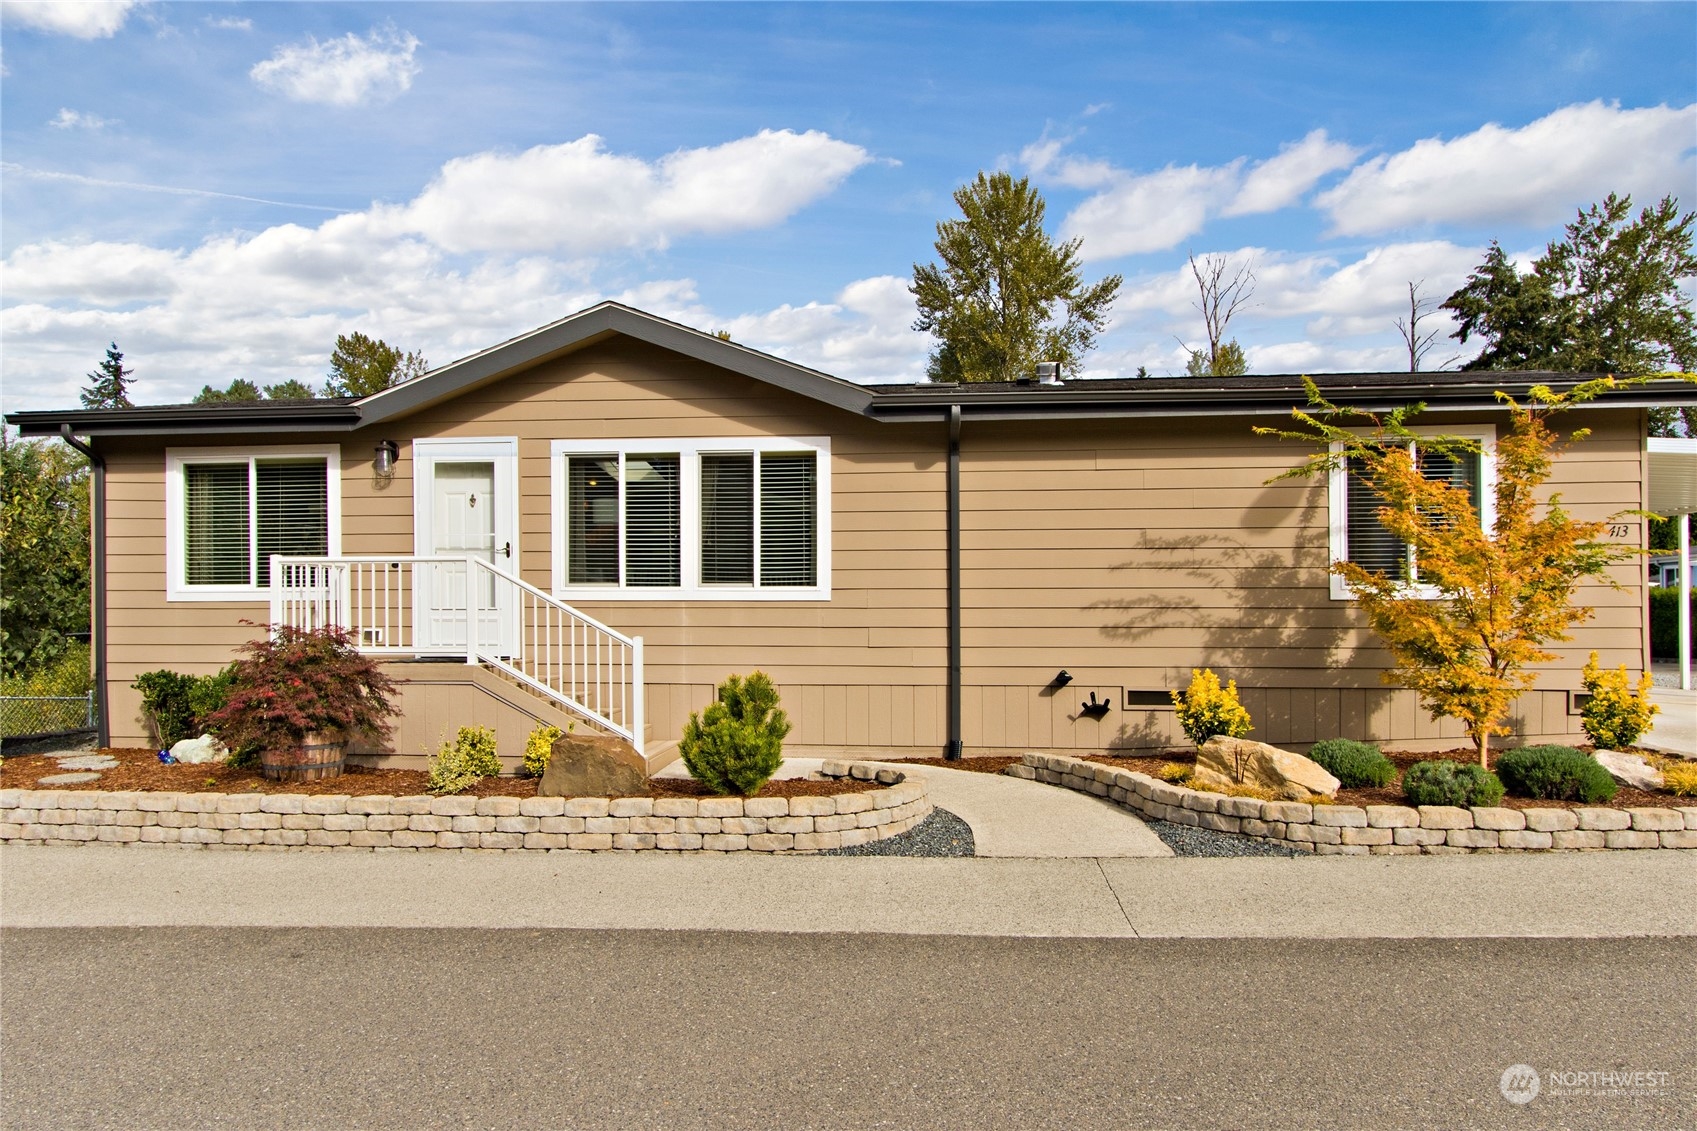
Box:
1608;523;1630;538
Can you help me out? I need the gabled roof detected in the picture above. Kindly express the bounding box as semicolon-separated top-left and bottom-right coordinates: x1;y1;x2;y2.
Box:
8;299;1695;438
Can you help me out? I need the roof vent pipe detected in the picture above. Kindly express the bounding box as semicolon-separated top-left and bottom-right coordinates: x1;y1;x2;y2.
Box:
1035;361;1062;385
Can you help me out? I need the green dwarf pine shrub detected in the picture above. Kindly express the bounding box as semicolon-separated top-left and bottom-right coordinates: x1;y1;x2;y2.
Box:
1306;739;1397;789
1171;668;1253;747
680;671;792;796
522;723;566;777
1401;760;1506;807
1494;745;1617;803
133;664;238;748
1579;652;1659;750
427;726;502;794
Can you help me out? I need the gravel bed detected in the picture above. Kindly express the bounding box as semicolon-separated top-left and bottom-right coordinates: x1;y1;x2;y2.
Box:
821;807;974;857
1145;818;1305;858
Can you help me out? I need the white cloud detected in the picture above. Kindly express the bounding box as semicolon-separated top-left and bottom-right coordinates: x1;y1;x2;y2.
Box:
47;108;115;130
1316;100;1697;235
1102;240;1483;373
0;128;881;407
250;24;421;107
1224;130;1362;217
1;0;140;38
724;275;926;381
386;131;872;255
206;15;250;30
1028;130;1357;259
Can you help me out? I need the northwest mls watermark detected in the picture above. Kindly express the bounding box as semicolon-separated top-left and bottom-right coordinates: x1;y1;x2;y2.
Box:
1500;1063;1673;1104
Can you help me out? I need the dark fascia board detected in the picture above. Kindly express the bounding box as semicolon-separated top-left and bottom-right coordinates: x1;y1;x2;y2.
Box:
6;399;363;438
354;300;877;424
865;371;1697;422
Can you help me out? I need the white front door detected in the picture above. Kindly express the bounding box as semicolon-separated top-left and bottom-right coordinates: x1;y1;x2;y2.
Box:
414;439;519;655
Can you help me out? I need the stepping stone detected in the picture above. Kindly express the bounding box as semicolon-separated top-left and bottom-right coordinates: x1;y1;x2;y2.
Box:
55;756;117;770
39;772;101;784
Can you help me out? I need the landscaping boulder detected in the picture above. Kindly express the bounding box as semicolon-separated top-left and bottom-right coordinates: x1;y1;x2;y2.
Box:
1592;750;1664;793
1193;736;1340;800
169;733;229;764
538;732;648;798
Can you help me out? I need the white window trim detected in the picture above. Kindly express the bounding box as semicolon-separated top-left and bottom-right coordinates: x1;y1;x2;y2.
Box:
550;436;831;601
1327;425;1496;601
165;445;342;602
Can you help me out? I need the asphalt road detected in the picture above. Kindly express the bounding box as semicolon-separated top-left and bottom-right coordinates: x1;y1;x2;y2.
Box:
4;929;1692;1131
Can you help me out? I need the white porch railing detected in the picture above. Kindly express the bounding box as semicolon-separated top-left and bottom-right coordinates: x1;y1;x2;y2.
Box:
269;555;644;747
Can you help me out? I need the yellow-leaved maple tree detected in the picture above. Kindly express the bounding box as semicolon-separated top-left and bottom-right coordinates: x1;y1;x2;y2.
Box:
1262;377;1641;766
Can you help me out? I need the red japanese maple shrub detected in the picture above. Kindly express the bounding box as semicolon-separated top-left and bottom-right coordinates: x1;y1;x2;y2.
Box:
209;625;399;754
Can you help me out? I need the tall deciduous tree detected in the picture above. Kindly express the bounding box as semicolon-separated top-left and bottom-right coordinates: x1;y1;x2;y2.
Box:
80;342;134;409
1184;251;1255;376
911;172;1121;382
323;332;428;397
1395;281;1443;372
1261;377;1640;766
0;432;90;675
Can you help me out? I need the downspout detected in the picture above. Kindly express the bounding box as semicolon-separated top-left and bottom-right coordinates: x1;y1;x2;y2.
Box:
946;404;963;760
59;425;109;748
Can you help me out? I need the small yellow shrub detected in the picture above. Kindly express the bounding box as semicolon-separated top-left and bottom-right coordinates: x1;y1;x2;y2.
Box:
1579;652;1658;750
427;726;500;795
1171;668;1253;747
1157;762;1192;784
1663;763;1697;798
522;723;567;778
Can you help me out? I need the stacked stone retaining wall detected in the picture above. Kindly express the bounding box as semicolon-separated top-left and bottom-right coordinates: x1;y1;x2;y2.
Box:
0;770;929;855
1010;754;1696;854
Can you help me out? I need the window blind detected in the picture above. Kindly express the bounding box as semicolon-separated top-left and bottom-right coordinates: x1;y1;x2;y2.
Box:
625;454;680;587
1346;446;1481;581
701;453;754;584
567;456;621;584
255;461;329;586
184;463;251;585
759;452;816;586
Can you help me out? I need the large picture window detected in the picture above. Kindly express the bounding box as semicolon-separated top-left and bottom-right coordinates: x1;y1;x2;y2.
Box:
1327;427;1494;600
552;438;829;600
167;447;340;600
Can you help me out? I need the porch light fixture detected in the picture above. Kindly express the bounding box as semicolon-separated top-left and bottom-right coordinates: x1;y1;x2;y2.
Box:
374;440;399;479
1049;670;1073;690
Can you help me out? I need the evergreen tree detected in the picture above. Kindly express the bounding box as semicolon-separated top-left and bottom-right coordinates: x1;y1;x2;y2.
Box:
911;172;1121;382
323;332;428;397
1185;340;1248;377
264;378;317;400
1443;194;1696;378
193;379;263;404
80;342;134;409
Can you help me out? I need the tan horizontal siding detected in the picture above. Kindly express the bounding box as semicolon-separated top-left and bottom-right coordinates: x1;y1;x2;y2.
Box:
96;345;1647;755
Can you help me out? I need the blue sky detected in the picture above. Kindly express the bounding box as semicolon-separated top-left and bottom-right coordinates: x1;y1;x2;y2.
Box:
2;1;1693;409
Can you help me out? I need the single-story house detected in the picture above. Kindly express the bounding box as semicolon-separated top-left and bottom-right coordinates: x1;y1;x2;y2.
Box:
10;302;1693;769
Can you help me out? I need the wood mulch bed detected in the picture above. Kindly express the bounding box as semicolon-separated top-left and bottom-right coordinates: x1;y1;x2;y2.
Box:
0;747;879;800
1071;746;1688;811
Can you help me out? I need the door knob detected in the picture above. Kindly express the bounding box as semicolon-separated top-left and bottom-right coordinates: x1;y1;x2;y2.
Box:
502;541;512;558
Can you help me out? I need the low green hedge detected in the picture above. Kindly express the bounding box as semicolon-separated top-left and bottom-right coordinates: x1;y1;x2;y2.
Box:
1651;587;1696;658
1306;739;1396;788
1494;745;1618;803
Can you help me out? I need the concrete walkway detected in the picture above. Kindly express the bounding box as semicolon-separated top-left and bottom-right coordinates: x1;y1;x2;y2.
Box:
681;757;1174;858
1643;686;1695;757
3;845;1692;938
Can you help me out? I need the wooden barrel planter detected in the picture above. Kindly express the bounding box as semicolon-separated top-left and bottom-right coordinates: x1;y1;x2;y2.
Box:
260;733;346;782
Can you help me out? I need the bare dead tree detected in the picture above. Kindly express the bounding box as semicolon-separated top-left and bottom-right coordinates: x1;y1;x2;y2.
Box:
1395;280;1442;372
1188;251;1256;374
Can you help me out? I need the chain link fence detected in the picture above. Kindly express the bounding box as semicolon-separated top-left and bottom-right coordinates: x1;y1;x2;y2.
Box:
0;694;97;740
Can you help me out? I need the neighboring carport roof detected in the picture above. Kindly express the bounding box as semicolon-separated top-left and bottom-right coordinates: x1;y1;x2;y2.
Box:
8;299;1696;437
1649;437;1697;517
